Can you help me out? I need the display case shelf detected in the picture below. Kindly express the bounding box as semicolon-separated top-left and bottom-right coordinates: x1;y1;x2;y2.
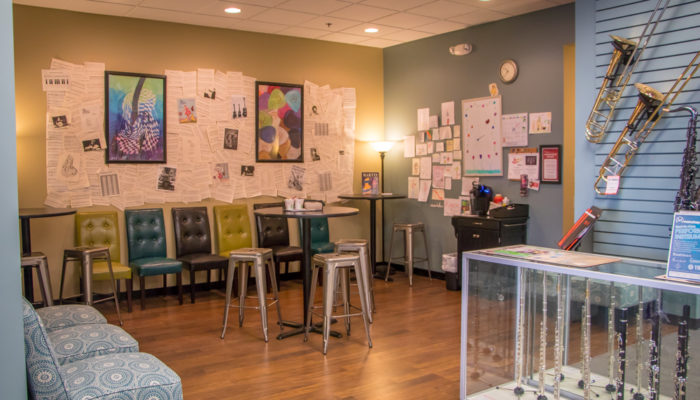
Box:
460;246;699;400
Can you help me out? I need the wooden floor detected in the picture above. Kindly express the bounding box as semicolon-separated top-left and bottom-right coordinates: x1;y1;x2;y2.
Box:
95;273;462;400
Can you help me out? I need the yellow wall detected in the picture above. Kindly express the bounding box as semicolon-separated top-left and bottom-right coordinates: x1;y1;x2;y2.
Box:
14;5;384;298
563;44;575;233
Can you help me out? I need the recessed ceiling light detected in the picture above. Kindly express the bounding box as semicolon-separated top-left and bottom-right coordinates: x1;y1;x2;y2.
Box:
224;7;241;14
365;27;379;33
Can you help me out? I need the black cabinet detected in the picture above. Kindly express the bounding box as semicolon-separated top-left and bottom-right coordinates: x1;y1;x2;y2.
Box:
451;216;528;290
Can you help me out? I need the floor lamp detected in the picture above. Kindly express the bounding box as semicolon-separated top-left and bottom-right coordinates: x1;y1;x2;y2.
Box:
370;141;395;277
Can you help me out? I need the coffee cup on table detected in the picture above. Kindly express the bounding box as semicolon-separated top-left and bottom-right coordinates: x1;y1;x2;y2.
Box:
294;198;305;210
284;198;294;210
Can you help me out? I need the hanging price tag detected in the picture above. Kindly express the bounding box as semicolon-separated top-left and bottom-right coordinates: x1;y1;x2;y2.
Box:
604;175;620;195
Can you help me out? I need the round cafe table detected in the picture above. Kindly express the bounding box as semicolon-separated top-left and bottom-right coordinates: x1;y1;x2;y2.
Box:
338;193;406;279
253;206;359;340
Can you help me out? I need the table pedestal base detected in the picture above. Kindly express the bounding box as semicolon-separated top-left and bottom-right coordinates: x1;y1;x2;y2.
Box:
276;320;342;340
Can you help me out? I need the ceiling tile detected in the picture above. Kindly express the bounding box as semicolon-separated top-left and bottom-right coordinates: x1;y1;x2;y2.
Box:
327;4;396;22
488;0;556;15
299;16;361;32
359;0;432;11
380;29;432;42
318;31;368;44
357;37;402;48
197;1;267;18
229;18;289;34
407;1;477;19
415;20;467;34
139;0;218;12
234;0;287;6
277;0;350;15
341;23;401;37
251;7;316;25
277;25;329;39
372;12;437;29
448;9;507;25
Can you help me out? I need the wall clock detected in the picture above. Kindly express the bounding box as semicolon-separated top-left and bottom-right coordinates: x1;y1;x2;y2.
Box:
499;59;518;84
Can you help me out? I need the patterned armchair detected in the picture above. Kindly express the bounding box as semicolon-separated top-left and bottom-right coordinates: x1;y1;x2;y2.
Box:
22;298;182;399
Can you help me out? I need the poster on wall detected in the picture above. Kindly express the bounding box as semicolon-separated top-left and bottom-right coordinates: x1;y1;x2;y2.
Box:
255;81;304;162
105;71;166;163
462;96;503;176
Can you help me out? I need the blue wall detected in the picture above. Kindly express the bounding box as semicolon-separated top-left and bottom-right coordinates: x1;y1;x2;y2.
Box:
0;0;26;397
382;5;574;271
575;0;700;260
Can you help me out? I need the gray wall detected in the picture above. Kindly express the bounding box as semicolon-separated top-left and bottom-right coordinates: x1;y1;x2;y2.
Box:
0;0;26;397
382;5;574;271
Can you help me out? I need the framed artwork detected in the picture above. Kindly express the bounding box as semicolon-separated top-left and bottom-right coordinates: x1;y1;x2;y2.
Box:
255;81;303;162
540;144;561;183
105;71;166;163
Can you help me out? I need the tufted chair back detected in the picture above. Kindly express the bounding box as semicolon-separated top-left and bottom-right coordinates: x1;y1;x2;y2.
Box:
213;204;253;255
124;208;168;262
22;297;69;399
309;217;330;244
75;211;121;261
172;207;213;257
253;202;289;248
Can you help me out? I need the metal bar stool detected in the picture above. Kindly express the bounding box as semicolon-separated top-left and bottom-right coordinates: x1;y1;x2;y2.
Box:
221;247;282;342
385;223;432;286
305;252;372;355
21;252;54;306
59;246;122;325
335;239;375;322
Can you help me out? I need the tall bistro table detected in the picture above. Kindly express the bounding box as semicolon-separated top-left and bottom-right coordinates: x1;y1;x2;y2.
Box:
253;205;359;340
338;194;406;279
19;207;77;302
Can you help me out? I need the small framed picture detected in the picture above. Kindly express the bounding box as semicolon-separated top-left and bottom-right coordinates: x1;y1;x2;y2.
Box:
539;145;561;184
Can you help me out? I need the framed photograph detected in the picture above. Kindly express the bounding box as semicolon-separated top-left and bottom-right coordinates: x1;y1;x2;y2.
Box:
105;71;166;163
255;81;303;162
540;144;561;184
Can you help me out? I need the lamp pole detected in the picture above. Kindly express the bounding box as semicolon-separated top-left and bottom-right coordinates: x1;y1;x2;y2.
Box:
379;151;386;262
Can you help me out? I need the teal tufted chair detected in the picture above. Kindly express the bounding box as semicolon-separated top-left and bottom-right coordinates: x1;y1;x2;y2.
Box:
124;208;183;310
298;200;334;255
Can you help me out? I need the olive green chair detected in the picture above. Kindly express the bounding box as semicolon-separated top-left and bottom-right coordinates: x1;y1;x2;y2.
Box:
60;211;133;312
214;204;256;297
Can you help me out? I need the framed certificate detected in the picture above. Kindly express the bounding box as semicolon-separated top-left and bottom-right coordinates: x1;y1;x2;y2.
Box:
540;145;561;184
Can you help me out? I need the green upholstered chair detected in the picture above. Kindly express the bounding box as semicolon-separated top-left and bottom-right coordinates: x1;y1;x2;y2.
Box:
298;200;334;255
124;208;183;310
214;204;255;298
72;211;133;312
214;204;254;256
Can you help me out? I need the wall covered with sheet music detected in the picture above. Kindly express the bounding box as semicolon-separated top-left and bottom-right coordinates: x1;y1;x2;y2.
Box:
577;0;700;261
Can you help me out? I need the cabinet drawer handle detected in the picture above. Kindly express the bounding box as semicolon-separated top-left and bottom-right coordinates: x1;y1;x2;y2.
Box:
473;222;483;225
503;223;527;227
472;233;480;238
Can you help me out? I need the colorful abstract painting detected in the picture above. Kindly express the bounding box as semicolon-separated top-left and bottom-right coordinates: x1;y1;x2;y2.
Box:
255;81;303;162
105;71;166;163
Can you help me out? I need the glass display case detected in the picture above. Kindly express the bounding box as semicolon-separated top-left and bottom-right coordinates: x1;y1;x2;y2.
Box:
460;245;700;400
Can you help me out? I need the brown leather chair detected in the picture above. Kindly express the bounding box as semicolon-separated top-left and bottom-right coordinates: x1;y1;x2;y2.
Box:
253;202;303;289
172;207;228;303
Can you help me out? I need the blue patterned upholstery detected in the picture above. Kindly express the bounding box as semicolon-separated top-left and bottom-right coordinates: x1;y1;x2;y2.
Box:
22;298;183;399
37;304;107;332
48;324;139;365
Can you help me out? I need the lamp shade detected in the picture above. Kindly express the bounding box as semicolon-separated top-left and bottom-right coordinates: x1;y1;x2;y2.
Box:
370;141;395;153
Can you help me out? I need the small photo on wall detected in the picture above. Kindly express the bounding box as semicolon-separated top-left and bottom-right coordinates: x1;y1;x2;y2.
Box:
157;167;176;191
82;138;102;152
224;128;238;150
212;163;229;182
241;165;255;176
177;98;197;123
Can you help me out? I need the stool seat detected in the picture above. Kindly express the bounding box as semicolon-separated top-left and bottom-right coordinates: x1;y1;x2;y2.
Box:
64;245;110;256
21;252;54;307
336;238;368;245
222;247;282;342
386;222;431;286
306;252;372;355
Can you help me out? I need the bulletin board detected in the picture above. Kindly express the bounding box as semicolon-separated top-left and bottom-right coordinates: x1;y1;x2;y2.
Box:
42;59;356;209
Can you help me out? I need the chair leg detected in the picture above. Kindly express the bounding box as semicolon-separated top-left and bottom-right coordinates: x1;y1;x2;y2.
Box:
221;259;236;339
422;228;432;281
267;259;283;327
304;263;320;343
206;268;212;291
353;260;372;349
105;256;122;326
406;230;414;287
341;268;351;336
59;254;68;304
189;267;196;304
36;257;54;307
265;263;273;294
162;274;167;296
254;260;269;342
322;264;336;355
126;279;133;313
239;262;249;327
385;228;396;281
177;272;183;305
140;276;146;310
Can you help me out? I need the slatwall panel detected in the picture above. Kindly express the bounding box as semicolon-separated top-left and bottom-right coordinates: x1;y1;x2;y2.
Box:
592;0;700;260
